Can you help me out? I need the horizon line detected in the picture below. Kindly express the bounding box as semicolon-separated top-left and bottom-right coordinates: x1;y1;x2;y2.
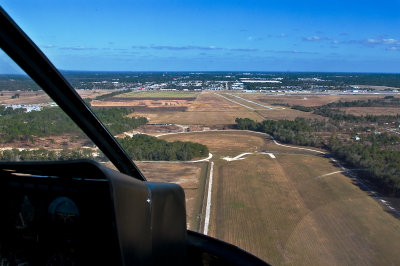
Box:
1;70;400;75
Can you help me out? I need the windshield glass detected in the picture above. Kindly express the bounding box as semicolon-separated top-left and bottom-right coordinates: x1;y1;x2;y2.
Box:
0;49;115;163
2;1;400;264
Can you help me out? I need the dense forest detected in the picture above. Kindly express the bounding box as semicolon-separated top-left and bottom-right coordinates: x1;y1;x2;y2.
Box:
117;134;209;161
0;106;147;143
329;135;400;195
314;107;400;123
0;106;82;143
235;117;325;147
0;105;208;162
0;134;209;162
323;96;400;107
93;108;148;135
235;117;400;196
0;75;41;91
293;96;400;109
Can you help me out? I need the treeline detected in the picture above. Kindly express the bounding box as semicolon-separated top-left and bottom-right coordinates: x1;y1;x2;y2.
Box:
93;108;147;135
0;106;147;143
235;117;325;147
0;133;210;162
0;107;82;143
0;148;97;161
330;136;400;195
291;97;400;123
94;89;131;100
314;107;400;123
0;105;27;115
291;105;314;112
324;96;400;108
326;73;400;88
118;134;209;161
0;75;41;91
235;117;400;196
3;72;400;91
244;83;280;90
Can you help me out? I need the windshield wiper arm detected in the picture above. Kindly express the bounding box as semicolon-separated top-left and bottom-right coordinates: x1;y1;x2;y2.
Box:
0;6;145;181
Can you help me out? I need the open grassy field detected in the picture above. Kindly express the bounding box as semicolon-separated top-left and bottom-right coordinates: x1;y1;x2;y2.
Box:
91;90;200;111
91;98;193;111
219;92;278;110
94;91;348;125
256;108;323;120
213;92;324;121
161;130;269;156
210;154;400;265
0;89;115;105
76;89;119;99
189;92;245;112
340;107;400;116
160;130;325;156
131;110;263;125
161;130;400;265
129;92;264;125
136;161;208;231
0;90;51;104
238;93;389;107
121;91;199;98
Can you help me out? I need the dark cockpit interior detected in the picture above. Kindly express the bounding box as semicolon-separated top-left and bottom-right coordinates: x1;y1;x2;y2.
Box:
0;160;188;265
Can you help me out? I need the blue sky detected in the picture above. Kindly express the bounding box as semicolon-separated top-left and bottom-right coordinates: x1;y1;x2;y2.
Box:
1;0;400;73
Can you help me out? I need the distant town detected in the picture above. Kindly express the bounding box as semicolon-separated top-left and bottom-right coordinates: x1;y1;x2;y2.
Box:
1;72;400;95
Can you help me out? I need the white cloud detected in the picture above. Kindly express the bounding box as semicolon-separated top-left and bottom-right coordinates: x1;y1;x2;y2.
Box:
133;45;259;52
357;37;400;49
265;49;319;55
60;46;97;51
41;44;56;48
150;45;222;50
230;48;259;52
365;38;380;44
383;38;400;45
303;35;332;41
